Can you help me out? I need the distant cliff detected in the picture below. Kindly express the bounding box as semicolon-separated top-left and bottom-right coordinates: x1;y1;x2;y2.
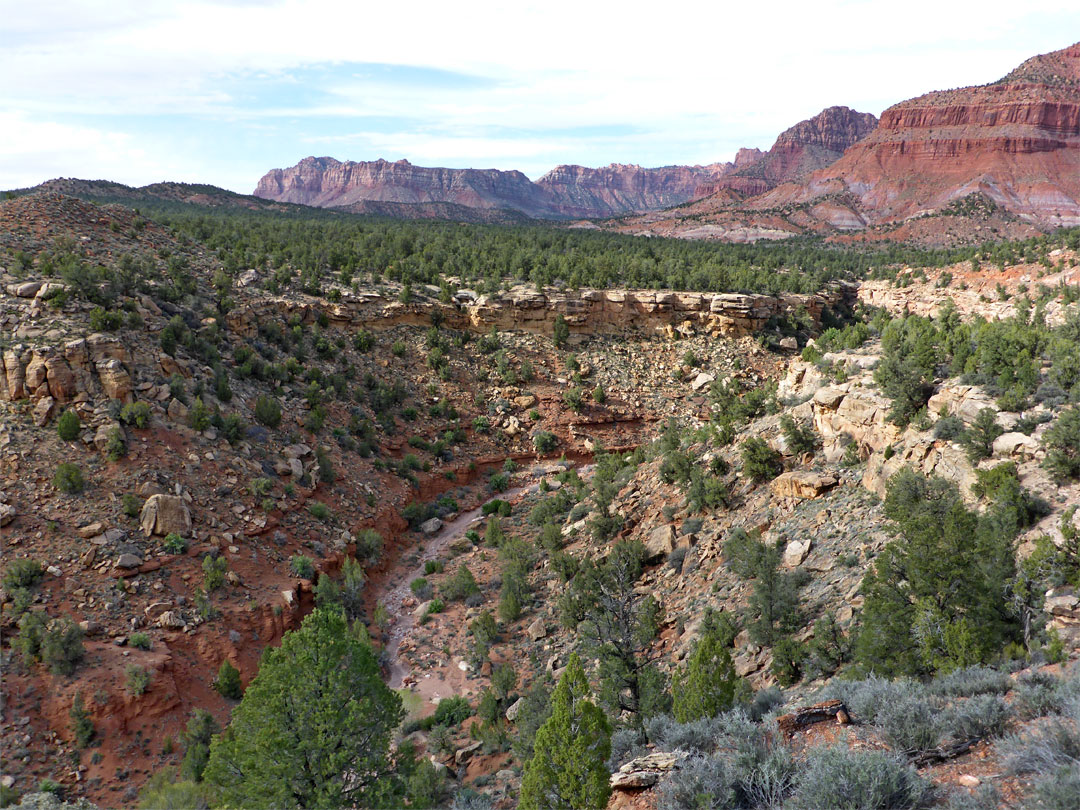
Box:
254;157;734;219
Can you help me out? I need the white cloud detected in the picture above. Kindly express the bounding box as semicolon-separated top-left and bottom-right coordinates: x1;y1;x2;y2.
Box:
1;0;1077;189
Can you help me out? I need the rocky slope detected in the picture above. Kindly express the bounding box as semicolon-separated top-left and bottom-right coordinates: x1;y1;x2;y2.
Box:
2;192;1078;809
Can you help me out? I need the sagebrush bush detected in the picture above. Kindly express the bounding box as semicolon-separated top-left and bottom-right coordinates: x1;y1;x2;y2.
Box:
877;695;941;754
930;665;1013;697
790;744;930;810
442;565;480;601
126;665;151;695
657;755;734;810
129;632;152;650
941;694;1011;742
821;676;927;725
933;415;965;441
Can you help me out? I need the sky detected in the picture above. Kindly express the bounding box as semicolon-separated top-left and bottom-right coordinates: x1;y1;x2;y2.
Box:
2;1;1078;193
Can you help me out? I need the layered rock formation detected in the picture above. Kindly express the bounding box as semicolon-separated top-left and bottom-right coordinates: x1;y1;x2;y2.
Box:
254;157;736;219
712;106;878;196
226;282;856;342
756;42;1080;227
254;157;544;214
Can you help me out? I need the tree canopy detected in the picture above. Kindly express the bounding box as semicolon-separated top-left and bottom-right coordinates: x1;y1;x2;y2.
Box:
203;608;404;809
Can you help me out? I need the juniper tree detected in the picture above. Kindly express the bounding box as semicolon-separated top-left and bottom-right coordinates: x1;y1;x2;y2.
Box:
519;654;611;810
672;609;744;722
203;608;404;808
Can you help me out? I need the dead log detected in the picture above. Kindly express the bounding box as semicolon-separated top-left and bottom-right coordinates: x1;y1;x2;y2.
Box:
909;737;980;768
776;700;849;734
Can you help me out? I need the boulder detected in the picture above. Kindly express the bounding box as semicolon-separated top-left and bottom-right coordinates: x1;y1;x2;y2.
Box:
114;553;143;569
812;386;846;409
77;522;104;539
527;618;547;641
770;471;837;500
94;422;123;453
139;494;192;537
783;538;812;567
0;503;15;527
690;372;715;392
157;610;186;629
992;432;1039;458
32;396;55;426
454;740;482;766
505;697;524;722
97;358;133;402
420;517;443;536
644;524;677;562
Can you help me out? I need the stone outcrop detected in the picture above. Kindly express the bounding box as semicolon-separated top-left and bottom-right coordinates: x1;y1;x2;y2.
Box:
610;752;686;790
0;334;134;413
228;283;855;342
770;471;837;499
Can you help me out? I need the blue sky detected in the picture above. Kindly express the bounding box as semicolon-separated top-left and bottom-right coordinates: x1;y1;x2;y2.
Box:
1;0;1077;193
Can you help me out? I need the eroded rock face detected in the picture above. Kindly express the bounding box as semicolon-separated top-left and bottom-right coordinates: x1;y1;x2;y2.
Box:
253;156;735;219
757;42;1080;228
227;283;855;343
711;106;878;196
139;494;192;537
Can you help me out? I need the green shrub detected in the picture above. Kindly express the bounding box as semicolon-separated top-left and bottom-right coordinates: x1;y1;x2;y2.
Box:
254;395;282;428
57;409;81;440
433;695;472;727
105;427;127;461
355;528;383;563
70;692;94;748
130;632;152;650
126;665;152;696
410;577;432;600
533;430;557;453
289;555;316;580
933;415;964;440
780;415;817;456
1043;406;1080;481
741;437;781;482
442;565;480;601
202;555;227;590
961;408;1004;463
39;617;85;676
53;462;85;494
122;493;142;517
308;502;331;521
163;533;188;554
213;660;243;699
120;401;152;428
3;558;44;590
188;397;211;431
